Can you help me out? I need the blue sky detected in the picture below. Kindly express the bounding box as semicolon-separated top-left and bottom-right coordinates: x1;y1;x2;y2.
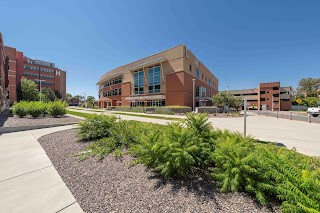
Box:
1;0;320;98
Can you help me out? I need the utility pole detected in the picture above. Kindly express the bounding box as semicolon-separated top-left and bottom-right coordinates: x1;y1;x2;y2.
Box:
244;99;247;138
35;79;46;102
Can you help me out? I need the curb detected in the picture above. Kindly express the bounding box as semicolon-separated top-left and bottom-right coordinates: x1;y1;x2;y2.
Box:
0;122;79;134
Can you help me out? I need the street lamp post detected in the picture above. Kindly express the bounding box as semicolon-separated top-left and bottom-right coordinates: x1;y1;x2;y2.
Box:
83;93;86;108
192;79;196;112
35;79;45;102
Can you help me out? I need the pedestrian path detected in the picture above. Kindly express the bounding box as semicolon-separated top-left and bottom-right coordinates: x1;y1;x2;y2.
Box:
0;125;83;213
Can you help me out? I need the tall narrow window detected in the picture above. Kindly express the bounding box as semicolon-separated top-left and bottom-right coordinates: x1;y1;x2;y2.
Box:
148;65;161;93
196;68;200;78
196;87;200;97
201;87;206;97
134;69;144;95
189;64;192;71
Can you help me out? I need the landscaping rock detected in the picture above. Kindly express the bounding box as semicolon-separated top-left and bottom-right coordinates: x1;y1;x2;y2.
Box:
39;129;280;213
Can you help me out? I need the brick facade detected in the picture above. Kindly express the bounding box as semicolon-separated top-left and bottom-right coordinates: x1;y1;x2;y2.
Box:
224;82;292;111
0;33;67;104
97;44;219;108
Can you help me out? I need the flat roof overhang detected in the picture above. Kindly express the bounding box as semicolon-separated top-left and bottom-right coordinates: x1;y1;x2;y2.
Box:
125;94;166;101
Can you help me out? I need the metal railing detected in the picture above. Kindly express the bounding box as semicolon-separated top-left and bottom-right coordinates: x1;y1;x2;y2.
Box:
254;111;320;124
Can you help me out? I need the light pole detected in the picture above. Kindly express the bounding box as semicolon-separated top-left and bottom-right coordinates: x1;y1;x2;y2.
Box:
192;79;196;112
83;93;86;108
35;79;45;102
227;85;229;93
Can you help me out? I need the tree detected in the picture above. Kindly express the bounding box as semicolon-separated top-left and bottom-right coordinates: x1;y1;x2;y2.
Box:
17;77;38;101
298;78;320;98
54;90;62;99
66;93;72;100
86;96;95;108
40;87;57;101
212;92;242;111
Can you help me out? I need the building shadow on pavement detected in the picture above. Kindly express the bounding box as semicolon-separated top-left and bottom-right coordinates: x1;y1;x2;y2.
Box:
0;109;11;127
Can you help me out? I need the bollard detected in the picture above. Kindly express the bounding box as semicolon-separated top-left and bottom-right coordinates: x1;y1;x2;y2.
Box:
289;112;292;120
308;113;311;123
276;111;278;118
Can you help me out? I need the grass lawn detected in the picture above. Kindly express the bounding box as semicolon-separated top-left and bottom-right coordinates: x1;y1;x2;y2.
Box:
67;110;94;118
110;112;184;121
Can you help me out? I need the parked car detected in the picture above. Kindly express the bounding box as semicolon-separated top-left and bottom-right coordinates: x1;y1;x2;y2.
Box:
307;107;320;117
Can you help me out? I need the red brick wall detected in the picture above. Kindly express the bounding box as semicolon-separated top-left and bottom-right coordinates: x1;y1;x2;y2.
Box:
4;46;17;104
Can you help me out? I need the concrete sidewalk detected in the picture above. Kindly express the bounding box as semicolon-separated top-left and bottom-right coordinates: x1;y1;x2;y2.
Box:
0;125;83;213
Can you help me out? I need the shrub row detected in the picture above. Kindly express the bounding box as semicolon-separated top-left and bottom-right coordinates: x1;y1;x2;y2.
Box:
77;113;320;212
107;106;192;115
12;101;67;118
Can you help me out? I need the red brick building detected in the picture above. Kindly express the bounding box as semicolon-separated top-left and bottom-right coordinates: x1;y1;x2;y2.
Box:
0;33;9;112
97;44;219;108
0;33;66;105
223;82;292;111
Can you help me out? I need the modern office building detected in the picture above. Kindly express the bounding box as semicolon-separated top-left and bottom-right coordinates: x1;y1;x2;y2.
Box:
97;44;219;108
0;32;67;105
222;82;292;111
0;33;9;112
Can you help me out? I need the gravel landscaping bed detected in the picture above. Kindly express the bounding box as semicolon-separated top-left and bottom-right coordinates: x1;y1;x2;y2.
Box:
0;114;80;127
39;129;280;213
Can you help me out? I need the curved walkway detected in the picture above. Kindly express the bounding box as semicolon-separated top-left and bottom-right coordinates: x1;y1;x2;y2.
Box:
0;125;83;213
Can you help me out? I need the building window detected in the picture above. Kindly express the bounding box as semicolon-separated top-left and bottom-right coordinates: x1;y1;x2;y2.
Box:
148;65;161;93
146;99;165;107
201;87;206;97
131;101;144;107
281;99;290;101
196;87;200;97
208;79;211;86
209;89;212;97
260;91;266;94
196;68;200;78
134;69;144;95
273;94;279;97
189;64;192;71
260;98;265;101
273;87;279;90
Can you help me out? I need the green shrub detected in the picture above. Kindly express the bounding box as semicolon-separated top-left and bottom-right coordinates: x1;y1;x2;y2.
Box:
78;120;166;160
29;102;46;118
133;122;197;177
47;100;67;117
12;101;28;118
12;101;66;118
132;113;215;177
79;114;117;140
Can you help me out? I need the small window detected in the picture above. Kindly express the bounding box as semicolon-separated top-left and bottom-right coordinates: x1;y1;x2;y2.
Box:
273;87;279;90
260;98;265;101
189;64;192;71
260;91;265;94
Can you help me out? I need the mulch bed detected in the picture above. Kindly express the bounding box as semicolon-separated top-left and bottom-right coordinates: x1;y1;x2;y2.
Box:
0;114;80;127
39;129;280;213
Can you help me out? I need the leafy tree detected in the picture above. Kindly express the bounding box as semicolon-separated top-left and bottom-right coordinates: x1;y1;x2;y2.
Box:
298;78;320;98
66;93;72;100
54;90;62;99
40;87;56;101
212;92;242;111
86;96;95;108
17;77;38;101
